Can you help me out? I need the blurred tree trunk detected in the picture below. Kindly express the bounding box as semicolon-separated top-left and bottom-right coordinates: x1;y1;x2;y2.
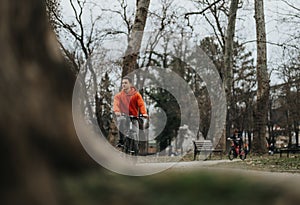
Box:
122;0;151;77
253;0;269;154
0;1;94;205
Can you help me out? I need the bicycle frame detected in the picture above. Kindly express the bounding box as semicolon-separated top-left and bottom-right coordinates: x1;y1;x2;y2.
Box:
118;114;145;155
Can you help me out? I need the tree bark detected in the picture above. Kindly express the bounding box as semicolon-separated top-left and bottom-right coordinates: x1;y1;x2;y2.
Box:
253;0;269;154
109;0;151;147
0;1;94;204
122;0;151;77
222;0;239;150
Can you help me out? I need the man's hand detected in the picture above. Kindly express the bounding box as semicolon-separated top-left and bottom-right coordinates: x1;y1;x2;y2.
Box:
142;114;149;118
115;112;121;117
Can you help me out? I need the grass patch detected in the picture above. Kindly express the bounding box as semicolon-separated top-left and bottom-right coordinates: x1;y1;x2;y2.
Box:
210;154;300;173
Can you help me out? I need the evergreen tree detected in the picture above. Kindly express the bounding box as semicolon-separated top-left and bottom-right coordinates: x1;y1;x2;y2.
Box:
96;72;113;140
145;87;181;152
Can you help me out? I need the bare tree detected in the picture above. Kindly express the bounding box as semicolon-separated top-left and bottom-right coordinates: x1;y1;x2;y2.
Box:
276;0;300;49
223;0;239;95
221;0;239;150
45;0;61;31
253;0;269;154
122;0;151;77
47;0;116;132
186;0;227;51
275;50;300;147
185;0;243;150
47;0;103;75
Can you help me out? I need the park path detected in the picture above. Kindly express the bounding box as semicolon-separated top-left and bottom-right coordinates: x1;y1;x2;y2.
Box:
139;159;235;170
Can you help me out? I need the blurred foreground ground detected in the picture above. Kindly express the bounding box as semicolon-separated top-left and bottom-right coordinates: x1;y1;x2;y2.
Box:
59;156;300;205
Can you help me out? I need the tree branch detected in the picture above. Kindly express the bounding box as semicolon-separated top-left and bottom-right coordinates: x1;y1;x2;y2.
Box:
240;39;299;50
282;0;300;12
184;0;223;18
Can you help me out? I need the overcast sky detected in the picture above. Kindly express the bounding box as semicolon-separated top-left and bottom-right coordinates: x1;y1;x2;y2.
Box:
60;0;299;85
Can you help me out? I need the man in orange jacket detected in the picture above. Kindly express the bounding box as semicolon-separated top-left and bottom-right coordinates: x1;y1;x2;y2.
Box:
113;77;148;147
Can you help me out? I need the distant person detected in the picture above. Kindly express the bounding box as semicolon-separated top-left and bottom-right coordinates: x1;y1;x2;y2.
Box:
230;129;243;151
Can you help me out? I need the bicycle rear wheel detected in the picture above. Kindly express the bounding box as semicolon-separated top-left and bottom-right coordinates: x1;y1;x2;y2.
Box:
239;149;246;160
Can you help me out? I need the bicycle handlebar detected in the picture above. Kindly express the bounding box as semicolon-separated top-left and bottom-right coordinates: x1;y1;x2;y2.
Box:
117;113;149;119
227;137;242;141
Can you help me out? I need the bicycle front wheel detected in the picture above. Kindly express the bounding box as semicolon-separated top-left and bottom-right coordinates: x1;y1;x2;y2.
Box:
127;138;138;155
228;149;235;161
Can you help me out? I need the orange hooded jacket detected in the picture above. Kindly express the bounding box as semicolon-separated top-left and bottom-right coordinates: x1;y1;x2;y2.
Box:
113;87;147;116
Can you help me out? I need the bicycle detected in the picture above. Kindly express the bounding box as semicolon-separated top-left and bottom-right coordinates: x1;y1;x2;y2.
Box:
227;137;247;160
117;114;146;156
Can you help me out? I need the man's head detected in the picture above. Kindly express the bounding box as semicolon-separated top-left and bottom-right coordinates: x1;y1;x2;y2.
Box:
122;77;132;92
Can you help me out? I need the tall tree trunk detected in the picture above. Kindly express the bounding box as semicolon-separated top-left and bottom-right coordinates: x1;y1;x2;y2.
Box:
122;0;151;77
221;0;239;150
110;0;151;149
0;1;94;204
253;0;269;154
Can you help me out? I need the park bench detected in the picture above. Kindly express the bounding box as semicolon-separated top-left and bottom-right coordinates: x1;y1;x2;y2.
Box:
279;147;300;158
193;140;223;160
